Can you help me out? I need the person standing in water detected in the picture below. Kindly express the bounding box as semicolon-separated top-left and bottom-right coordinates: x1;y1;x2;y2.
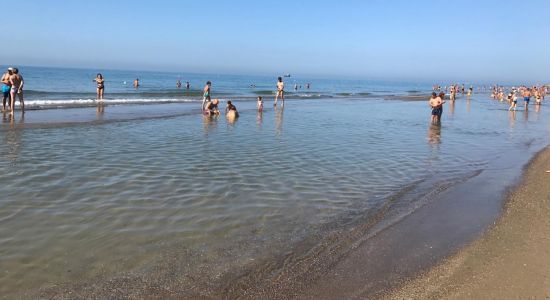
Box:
133;78;140;88
186;81;190;90
274;77;284;107
93;73;105;100
176;79;182;89
1;68;12;112
523;88;531;110
202;81;212;110
257;96;263;112
9;68;24;114
429;92;442;124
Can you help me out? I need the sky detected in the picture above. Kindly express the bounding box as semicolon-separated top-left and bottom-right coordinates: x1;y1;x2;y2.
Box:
2;0;550;82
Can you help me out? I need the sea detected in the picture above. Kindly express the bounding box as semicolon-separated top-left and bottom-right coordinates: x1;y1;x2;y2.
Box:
0;66;549;298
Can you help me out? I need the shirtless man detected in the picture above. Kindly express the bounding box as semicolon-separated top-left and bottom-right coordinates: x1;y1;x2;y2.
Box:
133;78;140;88
9;68;24;113
523;88;531;110
429;92;443;124
1;68;12;112
274;77;284;107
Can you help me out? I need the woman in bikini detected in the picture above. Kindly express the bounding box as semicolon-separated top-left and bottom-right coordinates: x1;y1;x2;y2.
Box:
94;73;105;100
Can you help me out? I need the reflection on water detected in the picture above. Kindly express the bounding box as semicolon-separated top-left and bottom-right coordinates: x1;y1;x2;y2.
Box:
202;114;219;135
448;100;455;117
275;106;284;136
523;109;529;123
427;124;442;148
257;111;263;130
96;103;105;119
466;98;471;113
508;110;516;130
2;113;24;164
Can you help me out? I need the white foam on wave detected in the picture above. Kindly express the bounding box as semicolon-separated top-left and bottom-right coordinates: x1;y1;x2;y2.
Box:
20;98;199;109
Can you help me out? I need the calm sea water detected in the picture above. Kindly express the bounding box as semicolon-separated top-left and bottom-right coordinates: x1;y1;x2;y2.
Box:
0;67;549;298
1;66;436;108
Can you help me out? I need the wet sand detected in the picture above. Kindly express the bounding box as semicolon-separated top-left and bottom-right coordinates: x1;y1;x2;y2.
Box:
385;147;550;299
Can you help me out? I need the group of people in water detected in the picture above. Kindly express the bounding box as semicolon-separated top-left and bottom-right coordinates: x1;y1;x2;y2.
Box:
429;84;548;124
1;67;25;114
490;85;547;111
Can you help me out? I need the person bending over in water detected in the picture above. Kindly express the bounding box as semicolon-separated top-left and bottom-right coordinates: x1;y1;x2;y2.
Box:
257;96;263;112
202;81;212;110
274;77;284;107
204;98;220;116
9;68;24;113
508;91;517;111
226;100;239;118
94;73;105;100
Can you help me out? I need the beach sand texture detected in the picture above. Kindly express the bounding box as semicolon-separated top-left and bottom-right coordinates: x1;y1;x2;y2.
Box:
386;147;550;299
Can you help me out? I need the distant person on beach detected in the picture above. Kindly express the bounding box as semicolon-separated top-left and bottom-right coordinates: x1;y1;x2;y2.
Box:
1;68;12;112
202;81;212;110
204;98;219;115
294;83;298;91
274;77;284;107
93;73;105;100
9;68;24;113
429;92;443;124
226;100;239;118
523;88;531;109
133;78;140;88
186;81;190;90
306;83;310;89
257;96;263;112
176;79;182;89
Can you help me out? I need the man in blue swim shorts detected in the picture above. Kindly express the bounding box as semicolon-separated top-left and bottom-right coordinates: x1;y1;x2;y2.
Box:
1;67;13;111
523;88;531;110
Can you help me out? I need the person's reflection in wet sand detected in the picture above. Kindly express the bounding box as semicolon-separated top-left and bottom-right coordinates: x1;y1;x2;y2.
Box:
466;97;471;113
523;109;529;123
275;106;284;136
508;110;516;129
256;111;263;130
202;114;219;135
448;99;455;117
96;103;105;119
2;112;24;163
535;102;541;113
427;124;442;149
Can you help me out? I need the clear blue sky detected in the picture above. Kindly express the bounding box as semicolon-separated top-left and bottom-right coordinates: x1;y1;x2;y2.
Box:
3;0;549;82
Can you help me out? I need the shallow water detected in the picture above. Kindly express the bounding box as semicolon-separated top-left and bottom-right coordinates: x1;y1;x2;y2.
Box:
1;94;549;298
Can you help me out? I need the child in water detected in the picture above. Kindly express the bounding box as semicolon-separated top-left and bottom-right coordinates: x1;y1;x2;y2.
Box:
257;96;263;112
226;100;239;118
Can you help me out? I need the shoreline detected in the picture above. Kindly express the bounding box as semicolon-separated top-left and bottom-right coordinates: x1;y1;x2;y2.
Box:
385;146;550;299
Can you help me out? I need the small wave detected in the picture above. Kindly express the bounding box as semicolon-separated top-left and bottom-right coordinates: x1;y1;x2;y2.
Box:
20;98;199;110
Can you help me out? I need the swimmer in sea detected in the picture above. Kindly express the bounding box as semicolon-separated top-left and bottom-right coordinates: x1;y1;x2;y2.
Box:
186;81;190;90
133;78;140;88
93;73;105;100
274;77;284;107
176;79;182;89
202;81;212;110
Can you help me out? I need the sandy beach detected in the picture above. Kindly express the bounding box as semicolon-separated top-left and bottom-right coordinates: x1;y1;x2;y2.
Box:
386;147;550;299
